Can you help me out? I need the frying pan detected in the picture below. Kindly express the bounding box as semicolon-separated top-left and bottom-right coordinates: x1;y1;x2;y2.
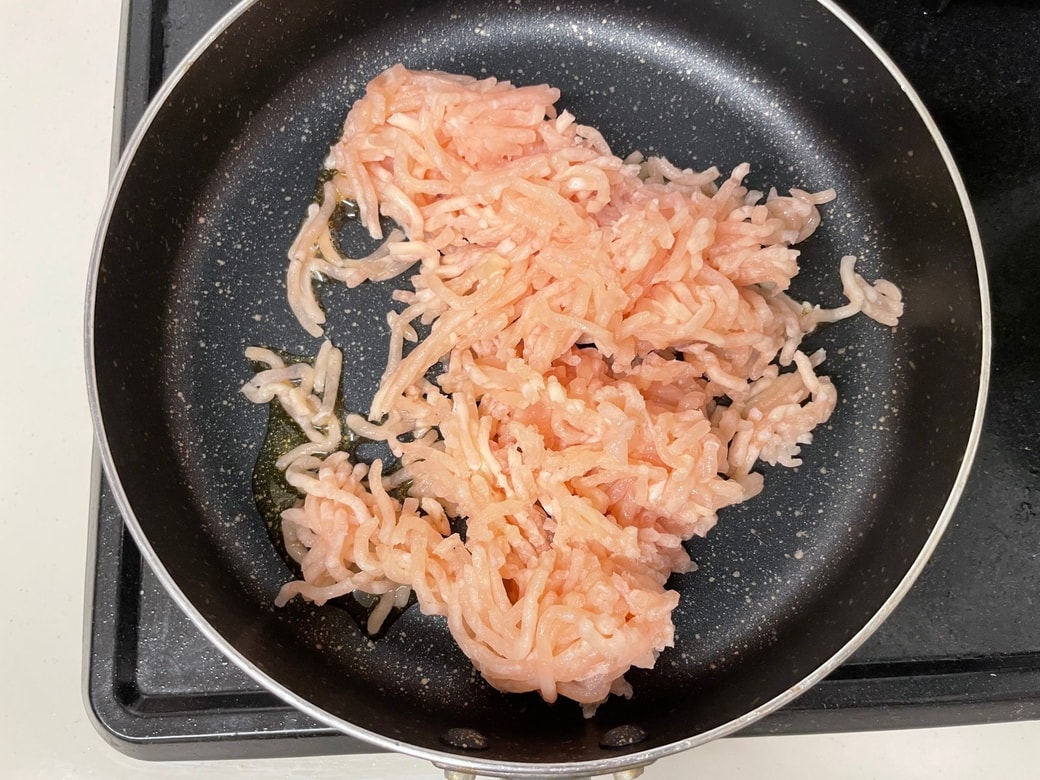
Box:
86;0;989;775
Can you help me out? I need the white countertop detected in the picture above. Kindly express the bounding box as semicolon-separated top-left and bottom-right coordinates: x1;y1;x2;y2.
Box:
1;1;1036;777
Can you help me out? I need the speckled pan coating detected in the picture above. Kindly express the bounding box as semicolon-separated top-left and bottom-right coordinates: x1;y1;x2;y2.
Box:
86;0;987;774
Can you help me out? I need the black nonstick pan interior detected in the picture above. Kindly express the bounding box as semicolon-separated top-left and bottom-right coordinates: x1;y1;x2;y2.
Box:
88;0;986;773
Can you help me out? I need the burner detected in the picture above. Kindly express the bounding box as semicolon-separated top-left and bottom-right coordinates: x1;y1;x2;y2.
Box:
86;0;1040;759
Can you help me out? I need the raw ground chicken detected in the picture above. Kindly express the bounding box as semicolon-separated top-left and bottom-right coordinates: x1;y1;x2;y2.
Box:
241;64;903;710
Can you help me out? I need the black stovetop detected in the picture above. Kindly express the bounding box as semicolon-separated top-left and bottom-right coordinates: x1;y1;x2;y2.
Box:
85;0;1040;760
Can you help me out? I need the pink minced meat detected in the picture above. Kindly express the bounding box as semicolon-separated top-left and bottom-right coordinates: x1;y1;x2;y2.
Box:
251;64;903;711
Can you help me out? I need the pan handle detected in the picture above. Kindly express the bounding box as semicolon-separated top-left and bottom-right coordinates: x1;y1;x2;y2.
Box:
441;767;649;779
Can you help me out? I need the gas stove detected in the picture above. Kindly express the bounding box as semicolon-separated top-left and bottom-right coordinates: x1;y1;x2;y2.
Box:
85;0;1040;760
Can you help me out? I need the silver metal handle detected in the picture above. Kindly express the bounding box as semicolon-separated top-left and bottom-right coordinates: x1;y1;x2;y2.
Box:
442;767;646;780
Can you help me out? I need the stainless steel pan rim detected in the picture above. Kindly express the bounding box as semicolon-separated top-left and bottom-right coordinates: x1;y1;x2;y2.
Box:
84;0;991;775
